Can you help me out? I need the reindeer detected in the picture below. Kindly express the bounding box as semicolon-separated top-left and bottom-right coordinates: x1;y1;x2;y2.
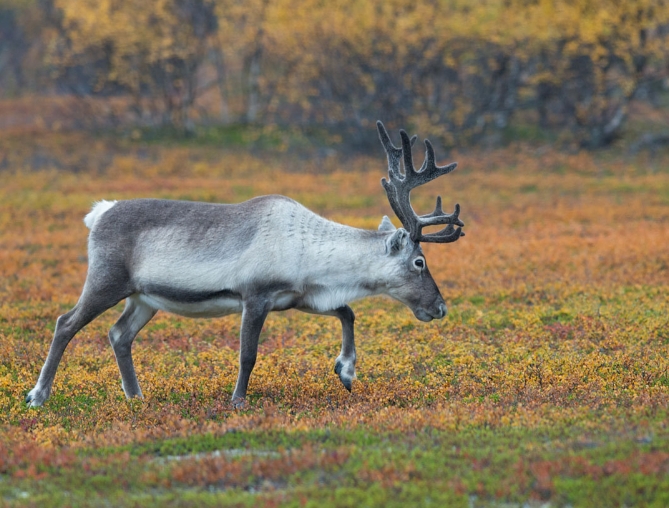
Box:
26;121;465;408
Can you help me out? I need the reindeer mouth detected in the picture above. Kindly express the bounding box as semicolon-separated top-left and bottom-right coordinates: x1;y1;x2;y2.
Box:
414;303;447;322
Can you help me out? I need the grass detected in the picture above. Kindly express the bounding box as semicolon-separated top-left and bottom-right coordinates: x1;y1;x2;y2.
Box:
2;423;668;506
0;133;668;506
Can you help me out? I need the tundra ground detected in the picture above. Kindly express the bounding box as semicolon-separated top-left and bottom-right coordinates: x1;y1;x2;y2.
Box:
1;135;668;506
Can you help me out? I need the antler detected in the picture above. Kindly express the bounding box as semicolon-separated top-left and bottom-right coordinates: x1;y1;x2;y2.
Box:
377;120;465;244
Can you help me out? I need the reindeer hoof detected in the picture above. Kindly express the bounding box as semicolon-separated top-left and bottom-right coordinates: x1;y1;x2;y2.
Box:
25;387;48;408
231;397;246;410
334;358;354;392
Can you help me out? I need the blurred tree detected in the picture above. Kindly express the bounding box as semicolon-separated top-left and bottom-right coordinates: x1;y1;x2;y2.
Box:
518;0;669;147
0;3;27;94
213;0;268;124
0;0;53;95
2;0;669;147
252;0;669;147
51;0;217;132
250;0;524;146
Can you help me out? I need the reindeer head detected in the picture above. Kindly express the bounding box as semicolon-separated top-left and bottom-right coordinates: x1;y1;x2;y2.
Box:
376;121;465;322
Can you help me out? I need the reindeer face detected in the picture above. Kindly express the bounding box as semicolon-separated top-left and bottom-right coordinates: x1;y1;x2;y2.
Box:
383;228;447;322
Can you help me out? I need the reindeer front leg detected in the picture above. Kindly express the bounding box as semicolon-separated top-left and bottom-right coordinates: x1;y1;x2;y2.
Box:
332;306;356;392
298;305;356;392
232;298;271;407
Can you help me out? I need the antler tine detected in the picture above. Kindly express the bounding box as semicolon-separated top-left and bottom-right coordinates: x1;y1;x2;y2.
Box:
400;130;417;177
417;138;433;174
418;201;465;244
401;133;459;189
377;121;416;179
377;121;401;175
417;139;458;183
419;200;465;228
419;224;465;244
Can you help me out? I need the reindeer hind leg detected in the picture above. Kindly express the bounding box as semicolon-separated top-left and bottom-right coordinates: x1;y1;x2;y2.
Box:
26;269;132;407
108;295;156;399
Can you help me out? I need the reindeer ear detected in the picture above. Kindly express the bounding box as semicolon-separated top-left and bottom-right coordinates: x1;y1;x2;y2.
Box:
378;215;397;232
386;228;409;254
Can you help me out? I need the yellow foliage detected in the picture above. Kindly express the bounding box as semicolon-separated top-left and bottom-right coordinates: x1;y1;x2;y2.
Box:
42;0;669;144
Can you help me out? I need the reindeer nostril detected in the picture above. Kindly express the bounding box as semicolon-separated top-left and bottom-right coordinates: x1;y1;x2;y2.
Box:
438;303;447;318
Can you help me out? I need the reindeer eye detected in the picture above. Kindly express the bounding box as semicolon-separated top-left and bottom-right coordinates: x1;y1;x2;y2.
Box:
413;258;425;270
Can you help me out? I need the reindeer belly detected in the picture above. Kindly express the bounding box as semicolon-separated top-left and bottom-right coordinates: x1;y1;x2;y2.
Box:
137;290;243;318
137;285;305;317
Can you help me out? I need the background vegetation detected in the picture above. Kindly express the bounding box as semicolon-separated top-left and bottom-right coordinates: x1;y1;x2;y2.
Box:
3;0;669;148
